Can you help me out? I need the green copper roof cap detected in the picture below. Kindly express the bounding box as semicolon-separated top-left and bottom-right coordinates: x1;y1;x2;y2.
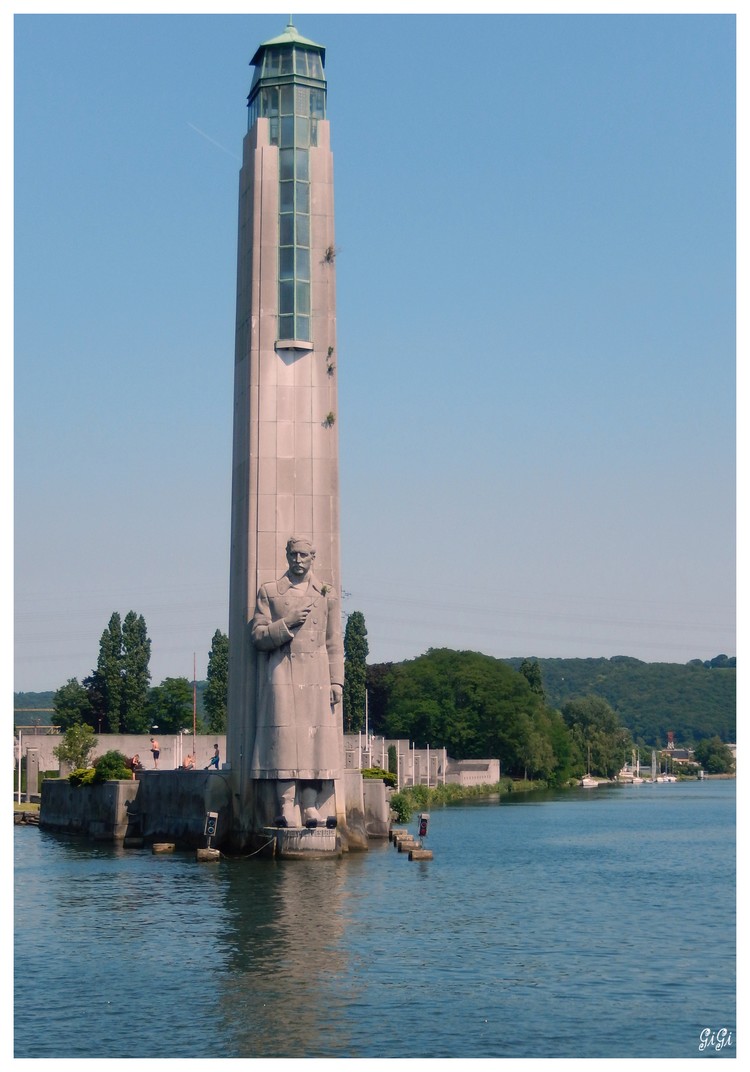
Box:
250;19;325;68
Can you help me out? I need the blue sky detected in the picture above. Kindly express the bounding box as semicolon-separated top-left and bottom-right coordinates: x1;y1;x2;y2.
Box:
11;5;736;692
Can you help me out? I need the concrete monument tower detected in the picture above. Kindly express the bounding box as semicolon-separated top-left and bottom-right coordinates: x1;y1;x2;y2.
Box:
226;22;360;853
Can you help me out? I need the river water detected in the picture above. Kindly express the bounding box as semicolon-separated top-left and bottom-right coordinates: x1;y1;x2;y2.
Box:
14;780;735;1060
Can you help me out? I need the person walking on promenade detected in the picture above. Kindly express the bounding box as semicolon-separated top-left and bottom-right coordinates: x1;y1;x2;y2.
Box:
150;738;160;768
205;744;220;770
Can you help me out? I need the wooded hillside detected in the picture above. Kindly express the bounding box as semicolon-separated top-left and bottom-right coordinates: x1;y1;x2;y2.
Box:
503;656;735;745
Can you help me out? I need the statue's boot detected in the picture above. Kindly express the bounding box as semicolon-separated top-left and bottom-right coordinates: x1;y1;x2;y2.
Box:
278;781;298;826
301;785;322;824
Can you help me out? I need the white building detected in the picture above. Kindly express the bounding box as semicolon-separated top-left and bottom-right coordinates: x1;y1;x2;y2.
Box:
343;734;500;789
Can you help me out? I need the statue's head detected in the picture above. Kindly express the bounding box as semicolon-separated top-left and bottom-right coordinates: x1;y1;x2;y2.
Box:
286;536;315;578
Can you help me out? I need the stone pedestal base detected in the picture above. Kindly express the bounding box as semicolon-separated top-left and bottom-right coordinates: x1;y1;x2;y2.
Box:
264;825;342;859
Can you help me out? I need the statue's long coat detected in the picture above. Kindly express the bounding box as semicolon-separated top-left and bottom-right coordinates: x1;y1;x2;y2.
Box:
249;572;344;780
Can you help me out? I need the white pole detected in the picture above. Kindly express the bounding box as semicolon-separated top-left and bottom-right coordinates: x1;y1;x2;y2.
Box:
411;742;415;787
358;731;362;770
192;653;197;766
396;742;400;791
426;743;430;788
365;689;369;739
443;747;447;786
17;730;22;805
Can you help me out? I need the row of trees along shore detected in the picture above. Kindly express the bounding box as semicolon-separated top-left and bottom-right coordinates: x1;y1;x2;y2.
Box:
33;609;735;780
360;649;735;782
51;613;229;734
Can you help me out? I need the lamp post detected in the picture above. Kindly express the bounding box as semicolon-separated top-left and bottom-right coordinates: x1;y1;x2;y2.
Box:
16;730;22;805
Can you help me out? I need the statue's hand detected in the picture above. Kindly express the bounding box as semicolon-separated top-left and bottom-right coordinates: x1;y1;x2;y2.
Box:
283;605;310;630
330;684;343;706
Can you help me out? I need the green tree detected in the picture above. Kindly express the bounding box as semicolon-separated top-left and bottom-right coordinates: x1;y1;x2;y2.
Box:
561;695;632;778
343;611;369;733
544;705;576;784
81;610;152;733
146;677;195;734
693;736;734;774
204;630;229;733
52;678;92;731
519;706;560;781
92;750;132;782
53;723;97;770
92;612;123;732
378;648;566;778
365;662;394;735
82;670;108;732
121;611;151;732
519;658;544;697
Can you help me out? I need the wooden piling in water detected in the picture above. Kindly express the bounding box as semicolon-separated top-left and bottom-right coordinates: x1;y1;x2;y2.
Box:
409;849;433;861
397;839;420;852
152;843;175;854
196;847;220;862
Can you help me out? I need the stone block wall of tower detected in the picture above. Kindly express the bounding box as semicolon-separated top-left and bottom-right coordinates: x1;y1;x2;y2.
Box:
226;113;342;798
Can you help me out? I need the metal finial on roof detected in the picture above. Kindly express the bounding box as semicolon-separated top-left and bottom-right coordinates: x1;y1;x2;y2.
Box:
250;20;325;69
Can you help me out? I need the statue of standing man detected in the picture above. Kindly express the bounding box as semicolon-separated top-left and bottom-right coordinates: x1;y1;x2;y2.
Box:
250;537;344;827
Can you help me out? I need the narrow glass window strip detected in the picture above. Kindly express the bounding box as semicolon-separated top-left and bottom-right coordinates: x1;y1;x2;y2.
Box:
279;180;294;213
280;116;295;148
295;181;310;215
310;89;325;118
295;85;310;115
279;214;294;246
295;214;309;247
295;117;310;148
262;86;279;117
296;281;310;316
279;247;295;280
295;149;309;181
296;247;310;281
279;280;295;315
274;67;319;342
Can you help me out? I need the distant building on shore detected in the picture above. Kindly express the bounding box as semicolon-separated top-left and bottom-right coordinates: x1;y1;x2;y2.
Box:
343;734;500;789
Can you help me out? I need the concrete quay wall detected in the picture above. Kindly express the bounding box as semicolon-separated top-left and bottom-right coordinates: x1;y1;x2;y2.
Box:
134;770;233;845
40;771;233;847
40;778;140;841
39;769;387;851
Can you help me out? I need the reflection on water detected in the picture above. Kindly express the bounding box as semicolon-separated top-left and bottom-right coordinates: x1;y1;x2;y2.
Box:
215;858;356;1057
15;781;735;1059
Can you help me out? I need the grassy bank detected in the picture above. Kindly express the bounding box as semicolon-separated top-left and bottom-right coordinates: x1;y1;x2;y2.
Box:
389;778;548;821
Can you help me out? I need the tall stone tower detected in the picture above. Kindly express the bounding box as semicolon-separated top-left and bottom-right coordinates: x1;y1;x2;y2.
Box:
226;22;357;851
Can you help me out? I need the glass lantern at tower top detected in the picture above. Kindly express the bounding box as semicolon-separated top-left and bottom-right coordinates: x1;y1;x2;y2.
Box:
245;21;328;347
247;20;326;131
